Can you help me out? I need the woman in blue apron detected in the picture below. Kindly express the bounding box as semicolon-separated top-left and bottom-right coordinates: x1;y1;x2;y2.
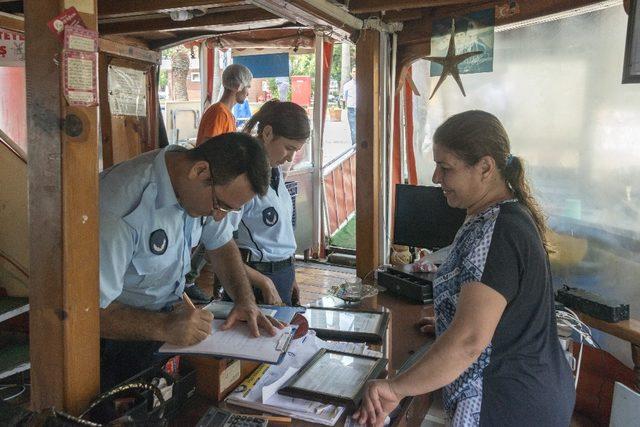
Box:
229;100;310;305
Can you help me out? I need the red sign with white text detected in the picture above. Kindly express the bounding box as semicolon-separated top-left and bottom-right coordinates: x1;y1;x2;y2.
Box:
0;29;25;66
47;7;86;42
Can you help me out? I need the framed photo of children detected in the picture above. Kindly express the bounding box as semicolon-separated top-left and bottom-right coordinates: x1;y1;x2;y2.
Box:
623;0;640;83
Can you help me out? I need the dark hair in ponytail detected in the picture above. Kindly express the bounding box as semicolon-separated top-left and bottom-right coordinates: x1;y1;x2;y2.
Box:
243;99;311;141
433;110;551;252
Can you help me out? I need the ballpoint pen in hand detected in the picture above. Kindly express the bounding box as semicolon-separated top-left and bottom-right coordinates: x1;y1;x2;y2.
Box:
183;292;197;309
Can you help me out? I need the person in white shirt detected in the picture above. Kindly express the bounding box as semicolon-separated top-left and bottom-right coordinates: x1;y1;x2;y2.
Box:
342;67;357;145
276;76;290;101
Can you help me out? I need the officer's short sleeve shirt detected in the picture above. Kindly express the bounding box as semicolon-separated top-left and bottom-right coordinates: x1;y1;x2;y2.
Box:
234;168;297;262
99;146;233;310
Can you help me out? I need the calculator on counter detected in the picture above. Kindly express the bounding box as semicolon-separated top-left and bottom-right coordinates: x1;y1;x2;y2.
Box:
195;407;269;427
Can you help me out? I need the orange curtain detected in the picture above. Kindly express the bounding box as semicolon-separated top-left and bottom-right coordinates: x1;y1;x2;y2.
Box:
405;67;417;185
321;40;333;127
392;66;417;188
391;66;418;239
318;40;333;257
205;44;215;107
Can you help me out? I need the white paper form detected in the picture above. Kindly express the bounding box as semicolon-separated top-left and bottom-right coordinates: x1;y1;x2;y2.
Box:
295;353;376;399
262;367;297;403
306;309;383;333
158;319;292;363
203;300;277;319
322;340;383;358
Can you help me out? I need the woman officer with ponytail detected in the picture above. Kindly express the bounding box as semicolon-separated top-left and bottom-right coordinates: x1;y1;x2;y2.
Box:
355;111;575;427
225;100;310;306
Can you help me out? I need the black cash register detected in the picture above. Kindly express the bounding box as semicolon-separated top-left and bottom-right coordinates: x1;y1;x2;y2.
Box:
378;185;465;303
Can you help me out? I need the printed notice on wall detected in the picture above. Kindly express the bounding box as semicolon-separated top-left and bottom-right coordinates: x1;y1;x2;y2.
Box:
108;65;147;116
64;26;97;52
63;50;97;106
64;0;94;15
0;29;25;66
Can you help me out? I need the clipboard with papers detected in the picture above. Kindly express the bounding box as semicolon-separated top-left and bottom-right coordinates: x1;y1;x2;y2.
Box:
158;319;296;364
203;300;305;324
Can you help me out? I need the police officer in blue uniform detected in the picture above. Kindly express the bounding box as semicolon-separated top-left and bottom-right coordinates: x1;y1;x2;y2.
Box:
227;100;310;306
99;133;282;389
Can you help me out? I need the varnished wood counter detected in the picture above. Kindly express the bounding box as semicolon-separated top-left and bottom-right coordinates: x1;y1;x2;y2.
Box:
171;291;434;426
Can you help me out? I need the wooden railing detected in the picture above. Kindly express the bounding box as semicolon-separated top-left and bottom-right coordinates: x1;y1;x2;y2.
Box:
0;129;26;164
0;129;29;289
323;147;356;236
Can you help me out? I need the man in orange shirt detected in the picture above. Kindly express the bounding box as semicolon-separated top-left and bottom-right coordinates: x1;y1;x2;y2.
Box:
196;64;253;145
190;64;253;303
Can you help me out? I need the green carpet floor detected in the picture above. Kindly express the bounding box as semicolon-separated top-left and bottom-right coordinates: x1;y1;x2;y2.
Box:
329;215;356;250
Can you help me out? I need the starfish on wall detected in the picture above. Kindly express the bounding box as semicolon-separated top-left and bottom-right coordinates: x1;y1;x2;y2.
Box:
426;18;483;100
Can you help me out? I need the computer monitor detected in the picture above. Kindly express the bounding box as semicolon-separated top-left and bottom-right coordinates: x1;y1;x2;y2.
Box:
393;184;466;250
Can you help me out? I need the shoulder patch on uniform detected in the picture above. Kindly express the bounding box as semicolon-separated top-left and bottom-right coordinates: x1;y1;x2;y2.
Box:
262;207;279;227
149;229;168;255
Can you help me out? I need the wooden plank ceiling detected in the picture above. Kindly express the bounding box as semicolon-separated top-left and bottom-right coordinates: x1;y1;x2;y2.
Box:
0;1;291;49
0;1;612;51
98;1;293;49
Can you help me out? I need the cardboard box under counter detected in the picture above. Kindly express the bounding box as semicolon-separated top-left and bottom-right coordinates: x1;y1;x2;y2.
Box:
185;356;260;401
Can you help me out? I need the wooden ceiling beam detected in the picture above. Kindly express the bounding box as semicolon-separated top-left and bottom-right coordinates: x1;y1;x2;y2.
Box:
147;22;293;49
398;15;432;46
0;11;24;31
99;7;278;35
98;0;245;19
492;0;609;27
147;23;302;49
395;0;610;72
395;1;492;47
349;0;480;14
255;0;361;39
149;33;219;50
396;0;608;45
379;9;426;22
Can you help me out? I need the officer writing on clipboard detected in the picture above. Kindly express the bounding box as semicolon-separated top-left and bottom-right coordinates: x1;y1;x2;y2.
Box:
99;133;283;389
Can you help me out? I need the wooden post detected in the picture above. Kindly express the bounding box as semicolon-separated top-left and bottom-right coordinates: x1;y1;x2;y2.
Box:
355;30;381;278
25;0;100;413
312;33;325;256
632;343;640;392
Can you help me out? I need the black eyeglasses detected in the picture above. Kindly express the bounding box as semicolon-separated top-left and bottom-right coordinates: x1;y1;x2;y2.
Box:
209;174;242;214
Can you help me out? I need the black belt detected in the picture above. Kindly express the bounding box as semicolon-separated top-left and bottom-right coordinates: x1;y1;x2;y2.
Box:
248;257;294;274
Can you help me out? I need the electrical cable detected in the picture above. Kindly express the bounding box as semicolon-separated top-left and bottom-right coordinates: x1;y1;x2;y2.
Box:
555;307;597;389
0;385;25;401
574;341;584;389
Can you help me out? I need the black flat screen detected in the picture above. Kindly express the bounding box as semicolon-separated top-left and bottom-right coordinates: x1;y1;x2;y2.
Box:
393;184;466;250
